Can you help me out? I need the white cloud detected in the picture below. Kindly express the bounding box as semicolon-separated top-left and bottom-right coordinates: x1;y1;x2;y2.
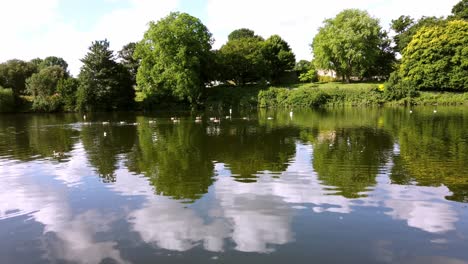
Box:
206;0;459;61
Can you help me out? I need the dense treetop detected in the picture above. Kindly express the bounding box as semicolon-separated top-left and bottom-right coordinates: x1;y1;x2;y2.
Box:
134;12;214;105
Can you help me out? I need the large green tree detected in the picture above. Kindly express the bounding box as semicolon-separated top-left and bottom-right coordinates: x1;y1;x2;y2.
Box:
118;42;139;84
77;39;135;111
218;28;266;85
399;20;468;91
312;9;385;82
26;66;65;97
391;16;445;54
451;0;468;20
0;59;37;100
134;12;213;105
39;56;69;73
26;65;67;112
262;35;296;84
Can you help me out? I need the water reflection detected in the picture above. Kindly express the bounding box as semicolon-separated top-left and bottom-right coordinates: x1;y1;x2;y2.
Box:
0;108;467;264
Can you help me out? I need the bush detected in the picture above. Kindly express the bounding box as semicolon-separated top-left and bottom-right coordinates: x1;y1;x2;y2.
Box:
384;73;419;101
399;20;468;91
0;87;15;112
259;87;329;108
299;69;318;83
31;94;62;112
288;88;329;107
318;75;337;83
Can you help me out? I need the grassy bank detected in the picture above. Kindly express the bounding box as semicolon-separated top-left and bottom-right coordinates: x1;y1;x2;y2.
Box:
256;82;468;108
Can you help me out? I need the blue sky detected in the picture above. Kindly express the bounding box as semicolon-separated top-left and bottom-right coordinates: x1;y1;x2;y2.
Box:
0;0;459;75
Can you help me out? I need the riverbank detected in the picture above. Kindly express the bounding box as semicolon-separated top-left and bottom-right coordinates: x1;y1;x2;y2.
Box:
2;82;468;113
206;82;468;109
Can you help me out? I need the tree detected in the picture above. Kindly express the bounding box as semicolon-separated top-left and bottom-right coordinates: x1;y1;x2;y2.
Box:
399;20;468;91
0;59;37;100
26;66;66;112
451;0;468;20
77;39;135;111
391;16;445;54
57;78;79;111
39;56;69;75
26;66;65;97
228;28;262;41
312;9;383;82
118;42;139;83
262;35;296;84
218;29;266;85
134;12;213;105
364;31;396;79
294;60;317;83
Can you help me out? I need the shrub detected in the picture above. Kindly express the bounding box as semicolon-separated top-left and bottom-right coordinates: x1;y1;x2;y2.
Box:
0;87;15;112
399;20;468;91
259;87;329;108
318;75;337;83
31;94;62;112
384;73;419;101
287;88;329;107
299;69;318;83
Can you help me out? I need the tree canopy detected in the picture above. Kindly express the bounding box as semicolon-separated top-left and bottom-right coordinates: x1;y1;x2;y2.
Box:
218;30;267;85
399;20;468;91
77;39;135;111
391;16;445;54
312;9;389;82
0;59;37;99
134;12;213;105
263;35;296;84
451;0;468;20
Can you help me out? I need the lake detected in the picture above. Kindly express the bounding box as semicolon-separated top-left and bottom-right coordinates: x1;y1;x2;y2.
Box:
0;107;467;264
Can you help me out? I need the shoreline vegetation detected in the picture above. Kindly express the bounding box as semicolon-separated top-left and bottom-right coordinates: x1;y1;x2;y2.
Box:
205;83;468;111
0;1;467;113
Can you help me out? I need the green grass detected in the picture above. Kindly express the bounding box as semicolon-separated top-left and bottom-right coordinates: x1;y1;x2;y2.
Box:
263;82;468;107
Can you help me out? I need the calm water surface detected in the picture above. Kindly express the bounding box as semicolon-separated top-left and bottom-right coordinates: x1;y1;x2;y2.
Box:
0;107;467;264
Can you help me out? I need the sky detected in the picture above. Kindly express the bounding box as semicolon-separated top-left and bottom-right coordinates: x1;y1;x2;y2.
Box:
0;0;459;76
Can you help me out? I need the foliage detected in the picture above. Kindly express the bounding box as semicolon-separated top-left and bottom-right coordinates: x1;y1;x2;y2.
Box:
0;87;14;112
295;60;311;75
217;30;267;85
258;87;329;108
134;12;213;105
118;42;139;83
77;39;135;111
391;16;445;53
451;0;468;20
26;66;67;112
383;72;418;102
318;75;336;83
399;20;468;91
38;56;69;74
0;59;37;100
31;94;63;112
57;78;80;111
26;66;65;97
312;9;386;82
262;35;296;84
228;28;262;41
299;69;318;83
364;31;396;79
